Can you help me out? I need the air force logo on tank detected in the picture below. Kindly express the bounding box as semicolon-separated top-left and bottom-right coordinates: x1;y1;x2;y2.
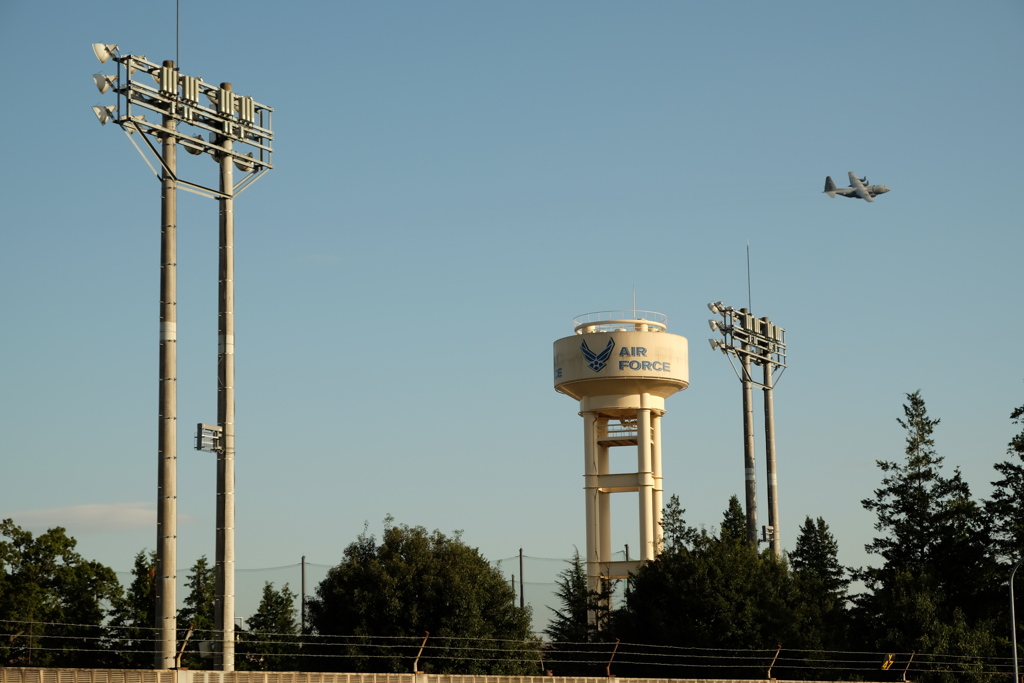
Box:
581;338;672;374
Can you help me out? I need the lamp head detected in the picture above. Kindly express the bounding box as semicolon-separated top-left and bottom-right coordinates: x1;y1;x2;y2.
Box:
233;152;255;172
91;105;116;125
92;43;118;64
93;73;117;94
184;134;205;155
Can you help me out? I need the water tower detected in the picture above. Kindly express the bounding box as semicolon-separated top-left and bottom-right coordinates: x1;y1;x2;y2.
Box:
553;311;689;595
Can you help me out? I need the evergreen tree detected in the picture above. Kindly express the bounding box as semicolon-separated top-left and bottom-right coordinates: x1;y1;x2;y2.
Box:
789;517;850;669
239;582;300;670
107;550;158;667
790;517;846;595
659;494;699;553
544;549;589;645
615;498;800;679
177;556;216;668
720;494;747;542
854;391;1000;680
542;548;614;676
986;402;1024;562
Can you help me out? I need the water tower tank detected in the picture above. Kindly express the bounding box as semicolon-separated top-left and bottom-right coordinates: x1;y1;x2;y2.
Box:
553;310;688;590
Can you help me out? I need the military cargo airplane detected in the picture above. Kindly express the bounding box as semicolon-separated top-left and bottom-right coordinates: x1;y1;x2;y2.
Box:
824;172;890;202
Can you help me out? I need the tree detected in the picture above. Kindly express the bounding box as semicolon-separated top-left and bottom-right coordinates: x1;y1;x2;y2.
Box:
986;402;1024;562
542;548;614;676
615;497;801;679
177;556;216;669
107;550;158;667
307;517;538;674
544;549;589;645
0;518;122;667
239;582;300;670
719;494;747;543
790;517;846;595
854;391;1000;679
789;517;850;671
659;494;700;553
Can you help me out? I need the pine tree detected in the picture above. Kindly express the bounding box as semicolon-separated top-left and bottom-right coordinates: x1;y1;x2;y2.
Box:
790;517;849;658
544;549;589;645
855;391;999;675
107;550;158;667
177;556;216;668
986;402;1024;562
239;582;299;670
719;494;747;542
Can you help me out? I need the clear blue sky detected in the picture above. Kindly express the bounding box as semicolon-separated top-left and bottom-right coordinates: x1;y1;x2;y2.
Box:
1;1;1022;627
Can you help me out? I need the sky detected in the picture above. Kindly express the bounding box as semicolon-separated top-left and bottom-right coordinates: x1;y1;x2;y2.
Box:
1;1;1023;631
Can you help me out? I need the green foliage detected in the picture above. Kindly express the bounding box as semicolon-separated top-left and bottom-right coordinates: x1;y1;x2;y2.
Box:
544;549;589;645
238;582;300;671
307;517;538;674
719;494;748;542
854;391;1001;680
791;517;846;595
0;518;122;667
177;555;216;669
542;548;616;676
615;498;802;679
986;403;1024;562
659;494;700;552
789;517;849;658
107;550;158;668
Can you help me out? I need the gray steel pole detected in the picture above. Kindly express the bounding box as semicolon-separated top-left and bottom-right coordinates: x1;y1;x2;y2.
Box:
215;82;237;672
519;548;524;610
763;357;781;557
741;350;758;546
156;61;178;669
1012;557;1023;683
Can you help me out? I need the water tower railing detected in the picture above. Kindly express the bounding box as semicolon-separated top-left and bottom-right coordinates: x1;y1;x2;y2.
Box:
573;310;667;334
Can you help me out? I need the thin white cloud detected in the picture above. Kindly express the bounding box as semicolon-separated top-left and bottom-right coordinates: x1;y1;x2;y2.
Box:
5;503;156;534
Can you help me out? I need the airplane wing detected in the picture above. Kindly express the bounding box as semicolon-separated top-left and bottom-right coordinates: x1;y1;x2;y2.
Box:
848;171;873;202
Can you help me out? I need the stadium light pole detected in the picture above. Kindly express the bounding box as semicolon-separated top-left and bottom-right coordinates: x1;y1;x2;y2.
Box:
92;44;273;671
708;303;787;556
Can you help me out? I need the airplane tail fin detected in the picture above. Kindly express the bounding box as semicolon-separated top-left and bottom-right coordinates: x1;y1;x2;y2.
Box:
824;175;838;198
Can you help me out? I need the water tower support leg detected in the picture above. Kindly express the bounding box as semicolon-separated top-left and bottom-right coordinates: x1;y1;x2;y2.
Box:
652;412;664;554
583;412;602;598
638;402;654;561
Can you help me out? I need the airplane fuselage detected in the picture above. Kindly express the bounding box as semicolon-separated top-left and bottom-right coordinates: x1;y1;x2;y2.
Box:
823;172;890;202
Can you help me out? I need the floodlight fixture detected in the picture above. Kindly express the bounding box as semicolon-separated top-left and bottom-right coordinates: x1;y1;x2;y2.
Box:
184;134;206;155
708;338;721;351
124;56;146;76
92;43;118;64
708;302;720;314
233;152;254;172
92;105;116;125
709;319;721;332
93;73;117;94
